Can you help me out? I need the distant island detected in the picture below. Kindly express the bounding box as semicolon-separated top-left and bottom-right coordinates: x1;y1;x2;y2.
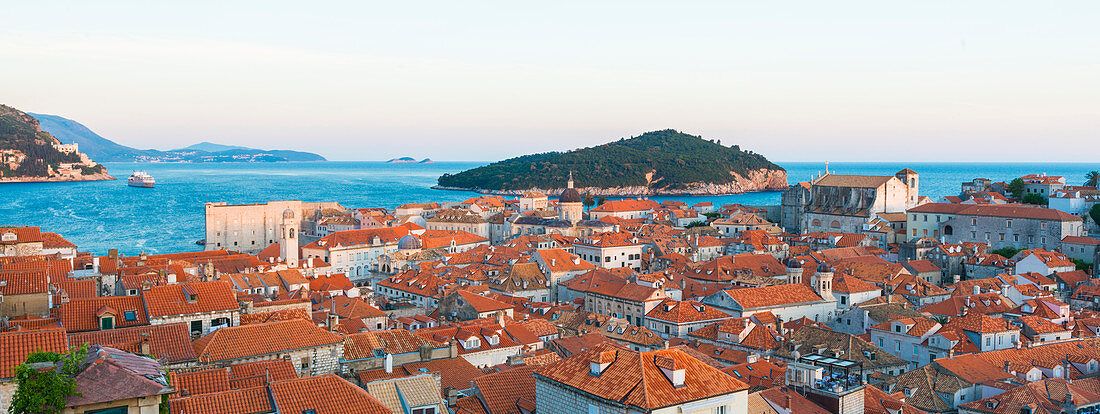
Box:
30;113;327;163
435;129;788;196
387;157;433;164
0;104;113;183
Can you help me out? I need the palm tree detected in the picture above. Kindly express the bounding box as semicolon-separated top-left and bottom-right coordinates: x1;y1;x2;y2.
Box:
1086;170;1100;187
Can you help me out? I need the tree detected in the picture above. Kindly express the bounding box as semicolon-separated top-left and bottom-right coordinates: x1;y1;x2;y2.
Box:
597;196;607;206
990;247;1020;259
1022;193;1047;205
1086;171;1100;187
1090;204;1100;227
582;195;595;210
1007;178;1026;199
9;345;87;414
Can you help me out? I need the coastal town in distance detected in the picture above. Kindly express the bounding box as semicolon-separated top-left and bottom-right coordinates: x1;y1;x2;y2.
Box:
5;3;1100;414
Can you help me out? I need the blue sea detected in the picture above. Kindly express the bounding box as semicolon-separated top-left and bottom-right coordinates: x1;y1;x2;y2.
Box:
1;161;1096;256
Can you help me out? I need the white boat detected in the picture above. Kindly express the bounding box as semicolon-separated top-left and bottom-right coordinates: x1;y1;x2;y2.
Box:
128;171;155;188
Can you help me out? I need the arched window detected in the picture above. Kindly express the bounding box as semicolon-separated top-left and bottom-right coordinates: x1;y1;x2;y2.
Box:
289;228;296;239
830;220;841;229
812;219;822;227
943;225;954;236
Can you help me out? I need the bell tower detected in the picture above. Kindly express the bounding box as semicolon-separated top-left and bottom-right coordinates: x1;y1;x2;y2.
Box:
280;208;299;267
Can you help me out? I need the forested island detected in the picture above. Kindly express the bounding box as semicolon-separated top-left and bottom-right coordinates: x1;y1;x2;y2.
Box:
435;129;788;196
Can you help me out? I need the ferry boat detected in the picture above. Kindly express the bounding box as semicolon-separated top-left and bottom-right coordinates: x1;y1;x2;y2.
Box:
127;171;155;188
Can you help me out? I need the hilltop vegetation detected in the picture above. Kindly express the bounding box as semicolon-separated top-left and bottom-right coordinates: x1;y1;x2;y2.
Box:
0;105;106;178
31;113;326;162
438;129;784;191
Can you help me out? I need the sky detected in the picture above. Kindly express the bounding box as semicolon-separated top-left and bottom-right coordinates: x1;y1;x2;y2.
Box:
1;1;1098;162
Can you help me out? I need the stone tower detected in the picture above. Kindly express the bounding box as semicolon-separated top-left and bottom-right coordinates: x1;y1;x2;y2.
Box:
559;171;584;225
280;208;299;267
896;168;919;207
811;262;834;301
785;258;804;285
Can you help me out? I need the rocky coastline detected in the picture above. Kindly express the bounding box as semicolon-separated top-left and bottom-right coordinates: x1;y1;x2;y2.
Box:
433;168;788;196
0;172;116;183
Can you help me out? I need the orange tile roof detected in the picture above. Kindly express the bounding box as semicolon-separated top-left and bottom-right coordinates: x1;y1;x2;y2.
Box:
58;295;149;332
0;328;69;378
172;359;297;397
303;226;411;250
473;365;538;414
723;283;823;309
909;203;1083;221
69;322;196;364
645;300;733;324
590;199;660;213
239;307;312;325
144;280;239;318
534;344;748;410
269;374;393;414
192;319;342;364
455;290;514;313
343;329;443;360
0;268;50;296
169;385;274;414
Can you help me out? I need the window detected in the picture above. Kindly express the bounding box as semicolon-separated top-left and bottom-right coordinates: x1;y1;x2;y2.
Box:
100;316;114;330
300;356;311;370
412;408;436;414
713;407;727;414
191;320;203;334
123;310;137;322
588;404;600;414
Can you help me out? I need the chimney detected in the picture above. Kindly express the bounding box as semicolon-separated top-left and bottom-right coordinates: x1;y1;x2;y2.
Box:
384;353;393;373
1004;361;1011;373
140;332;152;356
495;311;505;327
327;313;339;332
445;387;458;407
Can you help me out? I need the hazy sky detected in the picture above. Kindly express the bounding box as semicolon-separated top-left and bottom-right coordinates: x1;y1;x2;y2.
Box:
2;1;1098;161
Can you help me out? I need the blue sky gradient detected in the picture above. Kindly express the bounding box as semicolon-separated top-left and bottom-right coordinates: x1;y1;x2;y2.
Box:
2;1;1097;161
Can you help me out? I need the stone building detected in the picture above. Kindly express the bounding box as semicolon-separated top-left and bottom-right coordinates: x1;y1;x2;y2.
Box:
143;280;241;337
340;329;457;374
204;200;305;254
192;319;344;377
787;169;921;235
906;203;1085;250
425;209;490;239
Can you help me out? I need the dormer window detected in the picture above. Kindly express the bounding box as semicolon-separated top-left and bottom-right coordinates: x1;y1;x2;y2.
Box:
100;316;114;330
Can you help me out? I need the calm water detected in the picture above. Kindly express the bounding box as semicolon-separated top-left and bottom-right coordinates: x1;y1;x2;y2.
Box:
1;161;1096;255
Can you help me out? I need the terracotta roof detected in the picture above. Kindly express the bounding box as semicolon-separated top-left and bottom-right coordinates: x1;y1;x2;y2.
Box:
455;290;514;313
144;280;239;318
173;359;297;397
69;322;197;364
303;226;411;250
0;328;69;378
59;295;149;332
473;365;538;414
270;374;392;414
908;203;1083;221
645;300;733;324
723;283;823;309
536;248;595;273
959;377;1100;414
239;307;312;325
0;268;50;295
590;199;660;213
1062;236;1100;245
534;344;748;410
343;329;443;360
192;319;342;364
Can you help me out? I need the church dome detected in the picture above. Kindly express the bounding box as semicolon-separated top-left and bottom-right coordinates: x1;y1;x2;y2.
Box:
559;188;582;204
282;208;295;219
398;234;422;250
